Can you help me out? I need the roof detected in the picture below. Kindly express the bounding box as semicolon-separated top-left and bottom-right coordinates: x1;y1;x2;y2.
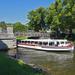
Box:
22;39;68;42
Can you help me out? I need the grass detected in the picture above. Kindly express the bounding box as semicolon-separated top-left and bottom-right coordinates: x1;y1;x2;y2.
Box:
0;52;45;75
16;36;27;40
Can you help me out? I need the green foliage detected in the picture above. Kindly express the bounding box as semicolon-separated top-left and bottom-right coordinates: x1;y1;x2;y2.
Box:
28;7;47;31
45;3;56;28
0;21;28;33
13;22;27;32
16;36;27;40
0;21;7;30
27;0;75;34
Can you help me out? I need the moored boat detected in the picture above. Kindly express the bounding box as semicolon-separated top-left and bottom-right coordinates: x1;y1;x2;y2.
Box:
17;39;74;52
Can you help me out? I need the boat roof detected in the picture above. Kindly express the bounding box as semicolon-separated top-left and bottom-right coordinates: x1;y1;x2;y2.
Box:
22;39;68;42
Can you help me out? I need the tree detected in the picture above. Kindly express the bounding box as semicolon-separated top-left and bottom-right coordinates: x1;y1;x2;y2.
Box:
28;10;41;31
45;3;56;29
0;21;7;28
0;21;7;32
61;0;75;35
28;7;46;31
36;7;47;30
13;22;27;32
27;0;75;39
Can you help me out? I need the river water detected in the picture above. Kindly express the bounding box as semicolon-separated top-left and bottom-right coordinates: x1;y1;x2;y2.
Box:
17;47;75;75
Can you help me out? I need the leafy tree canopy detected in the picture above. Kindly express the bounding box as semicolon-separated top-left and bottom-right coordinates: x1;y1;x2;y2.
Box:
13;22;27;32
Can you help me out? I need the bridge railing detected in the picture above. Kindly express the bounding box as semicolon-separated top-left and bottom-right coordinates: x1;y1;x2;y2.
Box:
14;32;50;38
0;33;15;39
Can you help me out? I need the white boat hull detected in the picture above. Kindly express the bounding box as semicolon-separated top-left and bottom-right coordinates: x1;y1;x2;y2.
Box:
18;44;74;52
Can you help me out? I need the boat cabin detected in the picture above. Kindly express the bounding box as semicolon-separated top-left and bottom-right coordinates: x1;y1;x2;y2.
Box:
18;39;71;47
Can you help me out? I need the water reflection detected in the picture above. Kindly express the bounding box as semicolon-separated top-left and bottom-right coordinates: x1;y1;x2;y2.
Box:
18;48;73;63
17;47;75;75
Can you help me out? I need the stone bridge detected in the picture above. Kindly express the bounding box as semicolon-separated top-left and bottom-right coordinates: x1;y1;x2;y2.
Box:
0;26;16;56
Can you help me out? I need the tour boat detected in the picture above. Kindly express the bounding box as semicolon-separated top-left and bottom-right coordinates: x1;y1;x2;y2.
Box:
17;39;74;52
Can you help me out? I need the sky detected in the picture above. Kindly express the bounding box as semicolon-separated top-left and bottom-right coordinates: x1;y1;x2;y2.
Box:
0;0;55;24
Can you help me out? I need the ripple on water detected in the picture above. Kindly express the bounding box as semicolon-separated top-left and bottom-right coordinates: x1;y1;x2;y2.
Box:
18;48;75;75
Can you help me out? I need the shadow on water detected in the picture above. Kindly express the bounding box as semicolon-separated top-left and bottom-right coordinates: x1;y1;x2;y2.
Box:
0;40;8;51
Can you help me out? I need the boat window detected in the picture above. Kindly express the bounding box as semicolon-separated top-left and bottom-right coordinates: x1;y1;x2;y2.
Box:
26;41;28;43
22;41;24;43
43;42;48;45
24;41;27;43
49;42;54;46
17;40;21;43
35;41;38;44
55;42;59;46
61;42;64;44
66;41;70;44
28;41;30;43
39;42;42;45
31;41;34;43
